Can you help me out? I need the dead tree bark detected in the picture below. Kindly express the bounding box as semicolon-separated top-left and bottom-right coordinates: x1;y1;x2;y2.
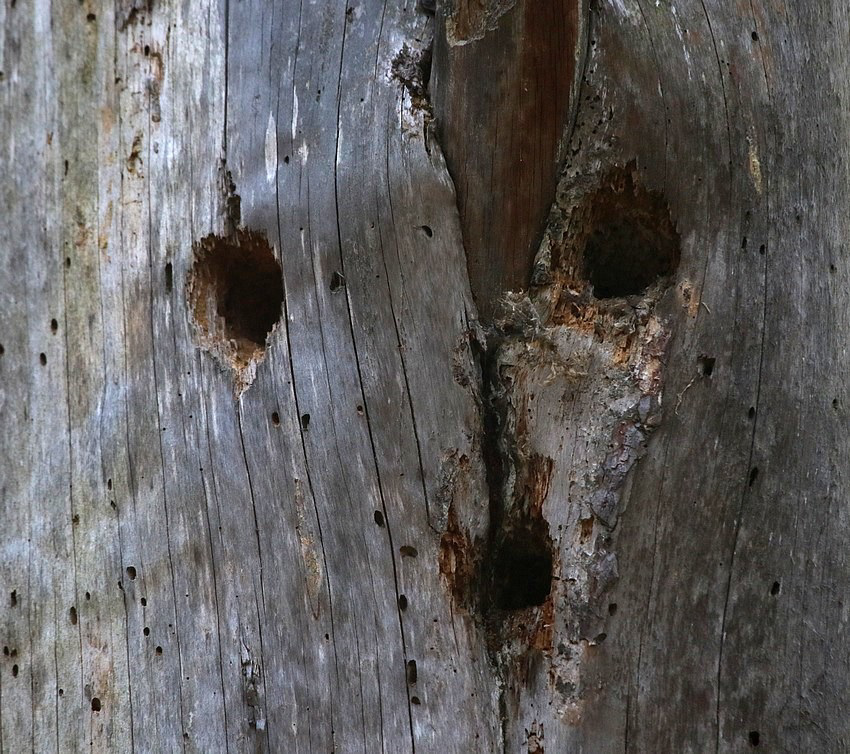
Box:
2;0;847;751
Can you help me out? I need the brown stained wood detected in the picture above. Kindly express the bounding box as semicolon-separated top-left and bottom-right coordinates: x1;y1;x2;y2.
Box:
432;0;587;318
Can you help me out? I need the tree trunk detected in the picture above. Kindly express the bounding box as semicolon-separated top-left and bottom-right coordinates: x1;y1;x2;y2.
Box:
2;0;847;751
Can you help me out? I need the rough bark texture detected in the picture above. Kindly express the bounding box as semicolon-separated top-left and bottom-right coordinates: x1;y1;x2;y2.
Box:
3;0;850;752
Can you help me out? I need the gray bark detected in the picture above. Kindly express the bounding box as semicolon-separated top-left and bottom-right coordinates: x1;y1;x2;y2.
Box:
2;0;847;752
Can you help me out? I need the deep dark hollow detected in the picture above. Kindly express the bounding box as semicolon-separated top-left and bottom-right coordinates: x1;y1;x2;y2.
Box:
191;232;284;353
581;171;680;299
493;529;553;610
217;252;283;345
584;218;677;297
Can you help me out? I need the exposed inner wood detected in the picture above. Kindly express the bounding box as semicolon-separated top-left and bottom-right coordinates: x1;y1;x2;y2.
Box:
432;0;586;318
188;230;283;390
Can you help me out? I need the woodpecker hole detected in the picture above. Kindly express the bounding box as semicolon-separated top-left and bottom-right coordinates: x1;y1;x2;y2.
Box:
579;168;680;299
699;355;716;377
188;230;283;379
492;525;554;610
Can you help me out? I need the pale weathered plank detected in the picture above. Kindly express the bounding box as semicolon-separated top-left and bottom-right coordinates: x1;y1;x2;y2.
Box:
5;0;500;751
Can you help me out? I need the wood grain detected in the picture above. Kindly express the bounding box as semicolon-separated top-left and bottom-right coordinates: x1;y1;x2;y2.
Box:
2;0;497;750
4;0;850;751
432;0;587;318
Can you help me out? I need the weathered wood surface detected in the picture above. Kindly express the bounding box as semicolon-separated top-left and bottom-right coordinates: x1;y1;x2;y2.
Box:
2;0;498;750
470;1;850;751
4;0;850;751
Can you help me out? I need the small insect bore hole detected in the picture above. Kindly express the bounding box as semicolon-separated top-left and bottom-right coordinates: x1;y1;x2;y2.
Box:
749;467;759;486
699;355;716;377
